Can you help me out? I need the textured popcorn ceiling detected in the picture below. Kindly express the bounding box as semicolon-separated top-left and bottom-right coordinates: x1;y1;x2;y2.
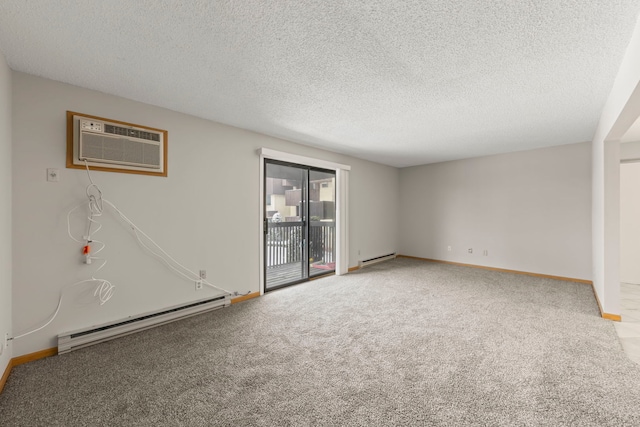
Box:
1;1;639;167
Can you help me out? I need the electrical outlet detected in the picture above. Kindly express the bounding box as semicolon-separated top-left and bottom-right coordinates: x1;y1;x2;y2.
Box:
199;270;206;279
447;246;451;252
483;250;488;256
195;280;203;291
468;248;473;254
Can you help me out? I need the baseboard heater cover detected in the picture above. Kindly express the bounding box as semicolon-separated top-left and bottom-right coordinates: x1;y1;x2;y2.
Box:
58;295;229;354
358;253;397;268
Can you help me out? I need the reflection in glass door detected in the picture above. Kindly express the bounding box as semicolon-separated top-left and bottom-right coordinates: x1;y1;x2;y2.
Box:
308;170;336;277
264;160;336;291
265;162;307;290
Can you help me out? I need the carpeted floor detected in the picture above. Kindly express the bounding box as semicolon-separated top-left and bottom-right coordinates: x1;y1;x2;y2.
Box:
2;258;640;426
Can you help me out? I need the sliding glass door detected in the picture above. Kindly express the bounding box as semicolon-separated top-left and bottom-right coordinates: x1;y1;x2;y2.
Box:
264;160;336;291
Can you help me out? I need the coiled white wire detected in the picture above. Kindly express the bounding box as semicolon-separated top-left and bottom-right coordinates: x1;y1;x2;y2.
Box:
14;165;115;340
66;199;115;305
13;163;238;340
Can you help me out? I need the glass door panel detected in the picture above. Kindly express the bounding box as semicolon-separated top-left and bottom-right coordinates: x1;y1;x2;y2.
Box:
265;161;308;290
309;170;336;277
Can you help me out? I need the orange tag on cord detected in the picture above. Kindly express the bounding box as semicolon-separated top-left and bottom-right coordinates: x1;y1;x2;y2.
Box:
82;245;90;255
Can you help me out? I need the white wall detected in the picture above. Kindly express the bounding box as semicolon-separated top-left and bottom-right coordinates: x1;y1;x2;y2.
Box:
0;52;12;374
621;162;640;284
11;72;399;356
592;16;640;315
621;144;640;284
350;159;399;263
399;143;592;280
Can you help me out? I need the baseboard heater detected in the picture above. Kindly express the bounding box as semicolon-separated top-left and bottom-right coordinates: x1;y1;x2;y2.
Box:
58;295;229;354
358;252;397;268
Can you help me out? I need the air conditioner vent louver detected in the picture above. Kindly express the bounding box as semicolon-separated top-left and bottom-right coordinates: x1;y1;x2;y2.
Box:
104;124;160;142
81;132;161;169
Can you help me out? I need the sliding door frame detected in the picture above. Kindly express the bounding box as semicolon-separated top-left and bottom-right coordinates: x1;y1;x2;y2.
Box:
263;159;309;291
258;148;350;295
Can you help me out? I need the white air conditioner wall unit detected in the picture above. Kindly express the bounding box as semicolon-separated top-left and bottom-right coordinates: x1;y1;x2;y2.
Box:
68;112;167;176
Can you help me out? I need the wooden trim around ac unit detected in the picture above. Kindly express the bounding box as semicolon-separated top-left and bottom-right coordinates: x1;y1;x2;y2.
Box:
66;111;168;177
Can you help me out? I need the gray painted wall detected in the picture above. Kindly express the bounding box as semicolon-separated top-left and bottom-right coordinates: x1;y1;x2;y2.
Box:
0;52;12;373
11;72;399;356
399;143;592;280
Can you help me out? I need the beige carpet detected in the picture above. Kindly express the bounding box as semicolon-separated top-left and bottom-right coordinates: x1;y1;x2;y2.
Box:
1;258;640;426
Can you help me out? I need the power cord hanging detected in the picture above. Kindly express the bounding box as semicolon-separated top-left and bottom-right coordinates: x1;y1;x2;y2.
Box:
14;163;113;340
13;162;246;341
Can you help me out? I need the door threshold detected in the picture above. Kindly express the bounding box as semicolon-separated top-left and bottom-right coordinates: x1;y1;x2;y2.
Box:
309;271;335;281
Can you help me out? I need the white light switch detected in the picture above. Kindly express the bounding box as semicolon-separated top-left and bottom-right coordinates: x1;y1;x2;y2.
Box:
47;168;60;182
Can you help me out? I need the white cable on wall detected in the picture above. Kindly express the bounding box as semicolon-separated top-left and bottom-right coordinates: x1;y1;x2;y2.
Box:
12;162;241;341
103;198;236;295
